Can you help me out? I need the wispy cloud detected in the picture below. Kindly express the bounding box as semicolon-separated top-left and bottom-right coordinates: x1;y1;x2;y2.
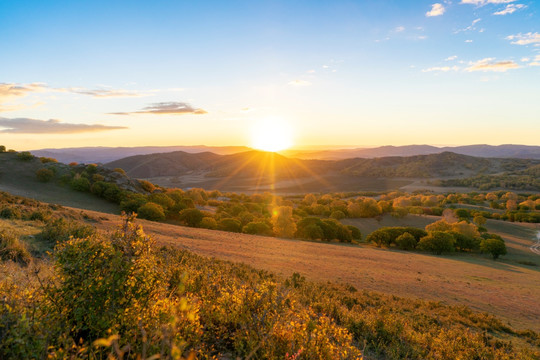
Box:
445;55;458;61
506;32;540;45
0;83;48;112
110;101;207;115
465;58;520;72
493;3;526;15
65;87;147;98
422;66;460;72
0;82;149;112
0;117;127;134
288;80;312;87
426;3;446;17
455;18;481;33
395;26;405;32
461;0;516;6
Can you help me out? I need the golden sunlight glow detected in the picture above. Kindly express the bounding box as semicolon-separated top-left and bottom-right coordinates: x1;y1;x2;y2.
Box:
250;117;294;152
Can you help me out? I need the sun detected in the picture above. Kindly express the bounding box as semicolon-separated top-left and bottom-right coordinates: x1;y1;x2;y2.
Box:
250;117;294;152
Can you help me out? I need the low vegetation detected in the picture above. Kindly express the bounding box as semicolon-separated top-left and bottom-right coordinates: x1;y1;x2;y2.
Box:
0;197;538;359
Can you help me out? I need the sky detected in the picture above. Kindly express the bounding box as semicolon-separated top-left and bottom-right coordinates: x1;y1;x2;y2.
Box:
1;0;539;151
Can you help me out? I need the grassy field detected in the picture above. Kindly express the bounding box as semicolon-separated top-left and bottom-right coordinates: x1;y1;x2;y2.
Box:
69;209;540;332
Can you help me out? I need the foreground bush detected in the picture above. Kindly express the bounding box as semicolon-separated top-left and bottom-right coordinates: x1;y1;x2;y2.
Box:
0;230;31;265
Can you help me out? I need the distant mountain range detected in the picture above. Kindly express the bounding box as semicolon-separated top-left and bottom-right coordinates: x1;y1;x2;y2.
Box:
105;150;540;180
31;144;540;164
282;144;540;160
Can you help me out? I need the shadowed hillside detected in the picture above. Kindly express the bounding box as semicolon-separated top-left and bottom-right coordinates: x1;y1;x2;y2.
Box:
106;150;540;184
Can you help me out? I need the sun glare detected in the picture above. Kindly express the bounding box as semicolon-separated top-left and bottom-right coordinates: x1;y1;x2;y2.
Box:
250;117;294;152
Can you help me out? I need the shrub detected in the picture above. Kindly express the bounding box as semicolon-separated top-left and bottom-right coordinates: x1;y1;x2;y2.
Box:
139;180;156;193
119;194;147;214
481;238;507;259
395;232;417;250
218;217;242;232
39;157;57;163
36;168;54;182
330;210;346;220
137;202;166;221
148;193;175;210
417;231;455;255
113;168;126;175
16;151;34;161
70;176;90;192
38;217;96;245
178;208;204;227
200;217;218;230
48;217;195;354
347;225;362;241
0;206;22;219
0;230;31;265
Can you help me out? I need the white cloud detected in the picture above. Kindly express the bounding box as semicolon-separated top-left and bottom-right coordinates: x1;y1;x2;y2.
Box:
395;26;405;32
521;57;530;62
493;3;526;15
445;55;458;61
422;66;460;72
506;32;540;45
426;3;446;17
461;0;516;6
465;39;474;43
465;58;520;72
529;62;540;67
0;117;127;134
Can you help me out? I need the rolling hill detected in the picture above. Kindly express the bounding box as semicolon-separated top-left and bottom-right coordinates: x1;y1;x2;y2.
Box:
106;150;540;182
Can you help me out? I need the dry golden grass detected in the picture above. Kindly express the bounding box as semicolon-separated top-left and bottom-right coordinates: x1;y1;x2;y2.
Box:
78;209;540;332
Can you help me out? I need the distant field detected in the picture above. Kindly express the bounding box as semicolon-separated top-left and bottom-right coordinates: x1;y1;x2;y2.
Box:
80;209;540;331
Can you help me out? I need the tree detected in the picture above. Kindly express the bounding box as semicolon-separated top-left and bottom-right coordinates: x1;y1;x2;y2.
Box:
200;217;218;230
481;238;507;259
242;221;273;236
425;219;452;233
137;202;166;221
417;231;455;255
178;208;203;227
0;145;5;152
271;206;297;238
218;218;242;232
473;215;486;227
395;232;417;250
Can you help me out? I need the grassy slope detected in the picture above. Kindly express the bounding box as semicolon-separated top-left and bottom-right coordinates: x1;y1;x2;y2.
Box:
0;153;119;213
71;209;540;332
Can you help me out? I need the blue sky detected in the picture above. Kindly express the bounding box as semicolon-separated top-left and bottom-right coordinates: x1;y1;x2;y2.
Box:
1;0;539;150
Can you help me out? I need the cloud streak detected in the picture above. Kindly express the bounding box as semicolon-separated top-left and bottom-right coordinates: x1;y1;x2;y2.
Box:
66;87;147;98
110;101;207;115
506;32;540;45
465;58;520;72
0;117;127;134
426;3;445;17
461;0;516;6
493;4;526;15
